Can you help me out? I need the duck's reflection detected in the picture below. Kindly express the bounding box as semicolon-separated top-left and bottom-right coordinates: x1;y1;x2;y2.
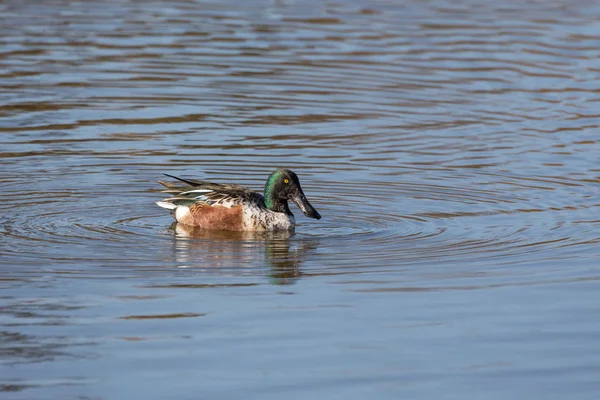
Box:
169;223;318;285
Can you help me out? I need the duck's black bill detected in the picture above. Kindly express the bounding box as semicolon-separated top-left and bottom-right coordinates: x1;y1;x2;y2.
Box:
292;191;322;220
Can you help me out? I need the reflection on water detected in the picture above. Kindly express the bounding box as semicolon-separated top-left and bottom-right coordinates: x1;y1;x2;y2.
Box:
171;223;316;285
1;0;600;398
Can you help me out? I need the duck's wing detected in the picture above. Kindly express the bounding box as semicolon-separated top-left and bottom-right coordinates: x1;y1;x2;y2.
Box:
157;174;265;208
158;174;250;193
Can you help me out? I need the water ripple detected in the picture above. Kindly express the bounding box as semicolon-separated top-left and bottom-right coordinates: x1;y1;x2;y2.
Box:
1;1;600;398
0;0;598;278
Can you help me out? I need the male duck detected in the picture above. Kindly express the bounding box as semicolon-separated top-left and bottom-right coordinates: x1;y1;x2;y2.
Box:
156;169;321;231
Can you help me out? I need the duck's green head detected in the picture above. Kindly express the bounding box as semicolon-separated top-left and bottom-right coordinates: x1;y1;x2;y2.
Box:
264;169;322;220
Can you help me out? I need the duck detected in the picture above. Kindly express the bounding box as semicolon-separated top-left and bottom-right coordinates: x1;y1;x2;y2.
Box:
156;169;321;231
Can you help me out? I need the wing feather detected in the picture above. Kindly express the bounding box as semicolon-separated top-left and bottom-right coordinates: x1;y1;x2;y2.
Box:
157;174;266;208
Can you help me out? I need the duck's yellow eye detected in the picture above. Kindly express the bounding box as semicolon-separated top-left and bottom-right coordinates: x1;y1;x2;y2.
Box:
284;179;289;184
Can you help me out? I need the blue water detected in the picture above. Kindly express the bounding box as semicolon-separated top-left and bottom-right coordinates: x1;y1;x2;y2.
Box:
1;0;599;398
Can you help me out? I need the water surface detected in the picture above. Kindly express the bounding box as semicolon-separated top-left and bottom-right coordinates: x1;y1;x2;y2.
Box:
1;0;599;399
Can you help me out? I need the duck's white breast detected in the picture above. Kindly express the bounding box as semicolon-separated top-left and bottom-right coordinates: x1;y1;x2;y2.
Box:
242;203;295;231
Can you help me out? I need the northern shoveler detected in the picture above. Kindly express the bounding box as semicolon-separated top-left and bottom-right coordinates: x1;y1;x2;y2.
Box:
156;169;321;231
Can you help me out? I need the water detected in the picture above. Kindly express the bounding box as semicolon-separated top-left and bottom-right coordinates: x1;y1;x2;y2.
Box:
1;0;599;398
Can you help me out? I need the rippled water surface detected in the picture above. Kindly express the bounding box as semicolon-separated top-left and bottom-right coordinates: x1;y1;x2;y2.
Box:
1;0;600;398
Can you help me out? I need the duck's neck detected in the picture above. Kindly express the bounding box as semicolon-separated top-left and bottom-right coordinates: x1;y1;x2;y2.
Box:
264;189;292;215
